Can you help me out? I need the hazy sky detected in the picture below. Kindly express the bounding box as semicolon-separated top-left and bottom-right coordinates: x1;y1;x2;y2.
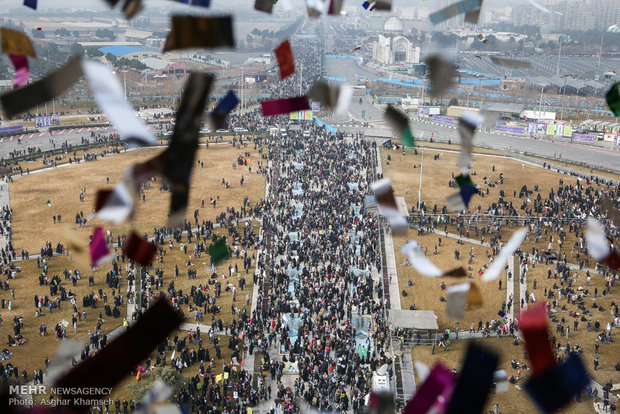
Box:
0;0;593;19
0;0;548;13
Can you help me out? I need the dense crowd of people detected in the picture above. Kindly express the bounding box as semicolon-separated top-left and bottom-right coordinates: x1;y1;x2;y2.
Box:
0;27;618;412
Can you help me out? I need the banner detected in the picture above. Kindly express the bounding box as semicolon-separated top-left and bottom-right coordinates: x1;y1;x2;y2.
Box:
35;113;60;128
564;133;595;142
432;115;456;125
528;122;548;135
495;125;525;135
546;124;556;135
289;110;313;121
561;124;572;137
0;125;24;134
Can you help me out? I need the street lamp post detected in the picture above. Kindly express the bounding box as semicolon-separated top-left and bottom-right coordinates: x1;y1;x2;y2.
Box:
560;73;577;121
417;146;424;213
597;33;603;69
555;38;562;76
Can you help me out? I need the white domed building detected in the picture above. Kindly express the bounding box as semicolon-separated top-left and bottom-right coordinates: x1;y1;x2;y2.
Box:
372;17;420;65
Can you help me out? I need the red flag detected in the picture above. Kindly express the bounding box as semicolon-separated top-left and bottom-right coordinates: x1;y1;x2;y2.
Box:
274;39;295;80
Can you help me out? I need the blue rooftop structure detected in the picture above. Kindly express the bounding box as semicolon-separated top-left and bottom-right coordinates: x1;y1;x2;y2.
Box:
99;45;146;57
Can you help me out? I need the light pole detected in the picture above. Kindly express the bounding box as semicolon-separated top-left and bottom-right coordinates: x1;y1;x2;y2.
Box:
597;33;603;68
417;146;424;213
239;66;244;115
555;37;562;76
560;73;577;121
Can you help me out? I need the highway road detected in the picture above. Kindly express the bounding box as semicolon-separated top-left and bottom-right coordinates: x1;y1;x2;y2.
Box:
340;120;620;173
0;127;115;159
3;110;618;175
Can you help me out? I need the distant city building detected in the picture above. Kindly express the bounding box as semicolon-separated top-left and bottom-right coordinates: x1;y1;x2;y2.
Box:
511;0;620;32
372;17;420;65
247;56;272;65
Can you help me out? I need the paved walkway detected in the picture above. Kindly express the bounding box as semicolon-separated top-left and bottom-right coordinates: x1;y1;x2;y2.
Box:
375;146;383;175
506;255;515;322
242;159;272;389
384;227;401;311
0;177;10;253
519;260;528;312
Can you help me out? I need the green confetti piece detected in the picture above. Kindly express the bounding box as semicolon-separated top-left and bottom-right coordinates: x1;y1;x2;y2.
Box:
606;82;620;116
402;124;415;148
208;237;229;265
455;174;474;188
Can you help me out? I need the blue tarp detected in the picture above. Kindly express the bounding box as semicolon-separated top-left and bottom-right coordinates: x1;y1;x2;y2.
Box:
292;182;304;196
325;77;348;82
313;117;338;133
355;331;373;357
282;313;303;348
99;45;145;57
352;205;363;218
292;202;303;219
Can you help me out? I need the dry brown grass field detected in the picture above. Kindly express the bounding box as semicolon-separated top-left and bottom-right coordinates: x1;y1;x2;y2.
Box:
0;255;115;379
382;144;618;258
109;331;235;405
10;143;266;252
0;223;259;384
385;143;619;411
0;142;264;393
395;234;504;330
383;146;572;213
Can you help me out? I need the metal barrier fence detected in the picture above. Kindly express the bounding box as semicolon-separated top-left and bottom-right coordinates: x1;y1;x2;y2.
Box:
406;213;586;227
